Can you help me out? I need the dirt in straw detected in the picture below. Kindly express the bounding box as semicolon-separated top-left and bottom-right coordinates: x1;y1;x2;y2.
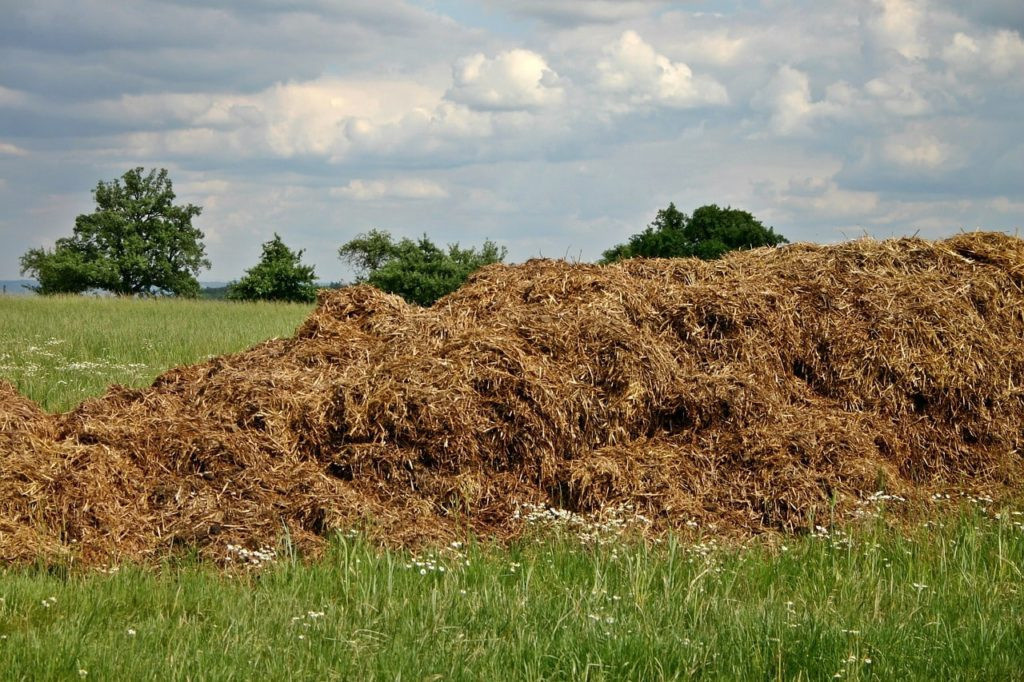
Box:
1;232;1023;565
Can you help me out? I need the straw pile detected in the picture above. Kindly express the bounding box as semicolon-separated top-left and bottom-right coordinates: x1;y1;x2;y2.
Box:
1;232;1023;564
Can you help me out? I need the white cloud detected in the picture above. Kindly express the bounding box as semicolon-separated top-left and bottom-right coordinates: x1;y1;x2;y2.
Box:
944;29;1024;78
594;31;728;110
881;131;954;169
866;0;929;60
863;73;932;116
0;141;28;157
777;176;880;217
753;66;846;136
332;178;449;201
339;100;497;161
447;49;563;111
682;33;747;66
101;77;445;161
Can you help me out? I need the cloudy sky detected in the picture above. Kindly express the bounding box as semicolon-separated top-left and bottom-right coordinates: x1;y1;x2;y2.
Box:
1;0;1022;282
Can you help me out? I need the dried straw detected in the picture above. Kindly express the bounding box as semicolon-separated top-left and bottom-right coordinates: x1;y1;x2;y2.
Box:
1;232;1022;564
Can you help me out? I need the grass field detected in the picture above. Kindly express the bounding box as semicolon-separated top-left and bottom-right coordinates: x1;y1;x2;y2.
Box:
1;294;1022;680
0;295;312;413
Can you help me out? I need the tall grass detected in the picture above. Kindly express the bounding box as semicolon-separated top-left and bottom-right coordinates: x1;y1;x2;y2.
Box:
1;512;1022;680
0;295;312;412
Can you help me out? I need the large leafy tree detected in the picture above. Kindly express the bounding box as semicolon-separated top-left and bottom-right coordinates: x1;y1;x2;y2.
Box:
227;233;318;303
600;203;787;264
20;167;209;296
339;229;506;306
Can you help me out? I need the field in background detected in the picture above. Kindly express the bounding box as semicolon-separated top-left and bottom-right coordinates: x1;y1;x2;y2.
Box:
0;295;313;412
1;294;1022;679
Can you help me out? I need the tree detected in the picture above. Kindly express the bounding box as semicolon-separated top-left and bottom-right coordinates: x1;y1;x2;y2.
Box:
600;203;787;264
227;233;318;303
339;229;507;306
20;167;209;296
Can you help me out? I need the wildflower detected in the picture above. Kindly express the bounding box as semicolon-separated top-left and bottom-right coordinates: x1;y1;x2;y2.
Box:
912;582;927;591
78;671;88;678
126;628;136;637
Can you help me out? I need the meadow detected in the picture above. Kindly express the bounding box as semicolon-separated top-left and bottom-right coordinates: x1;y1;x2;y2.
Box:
1;294;1022;680
0;295;312;412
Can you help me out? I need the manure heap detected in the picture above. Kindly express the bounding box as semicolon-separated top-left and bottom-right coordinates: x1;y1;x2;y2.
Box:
2;233;1024;564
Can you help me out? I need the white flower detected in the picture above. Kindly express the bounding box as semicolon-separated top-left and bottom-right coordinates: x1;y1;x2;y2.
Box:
126;628;136;637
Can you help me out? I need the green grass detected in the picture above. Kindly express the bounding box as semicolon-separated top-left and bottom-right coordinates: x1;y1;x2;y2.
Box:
1;514;1022;680
0;295;312;412
1;294;1022;679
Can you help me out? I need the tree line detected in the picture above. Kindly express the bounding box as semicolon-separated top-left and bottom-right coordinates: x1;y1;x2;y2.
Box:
21;167;787;305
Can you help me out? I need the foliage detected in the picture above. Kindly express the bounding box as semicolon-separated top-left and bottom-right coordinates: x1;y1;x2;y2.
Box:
600;202;788;263
19;167;209;296
339;229;507;306
227;233;318;303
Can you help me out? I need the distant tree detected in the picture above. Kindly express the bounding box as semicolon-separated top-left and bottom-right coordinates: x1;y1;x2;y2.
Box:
338;229;506;306
227;233;318;303
20;167;209;296
600;203;787;264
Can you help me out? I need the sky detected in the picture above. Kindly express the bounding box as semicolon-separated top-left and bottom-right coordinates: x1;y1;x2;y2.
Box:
1;0;1022;283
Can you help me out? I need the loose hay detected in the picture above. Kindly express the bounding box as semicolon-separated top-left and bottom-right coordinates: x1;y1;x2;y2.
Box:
1;232;1023;564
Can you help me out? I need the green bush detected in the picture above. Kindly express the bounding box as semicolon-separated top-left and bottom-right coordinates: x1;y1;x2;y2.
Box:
339;229;506;306
601;202;787;263
227;233;318;303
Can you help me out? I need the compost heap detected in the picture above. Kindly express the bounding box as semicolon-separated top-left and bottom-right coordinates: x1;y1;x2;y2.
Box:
2;232;1024;564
